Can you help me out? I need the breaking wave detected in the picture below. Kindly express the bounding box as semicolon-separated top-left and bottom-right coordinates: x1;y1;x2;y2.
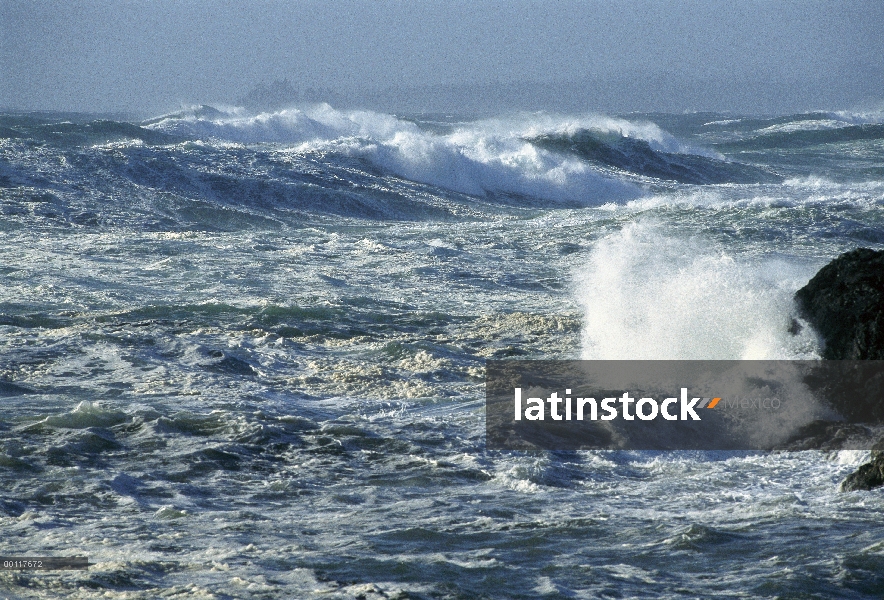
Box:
144;105;652;204
575;220;822;360
143;104;792;199
2;104;880;228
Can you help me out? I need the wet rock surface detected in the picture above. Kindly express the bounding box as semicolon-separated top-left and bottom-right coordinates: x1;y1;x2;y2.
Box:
795;247;884;360
798;249;884;490
840;452;884;492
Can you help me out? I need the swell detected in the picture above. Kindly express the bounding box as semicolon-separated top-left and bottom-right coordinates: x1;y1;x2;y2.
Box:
0;135;488;226
142;105;643;204
5;105;878;231
721;123;884;151
529;128;782;184
0;114;177;147
1;107;649;228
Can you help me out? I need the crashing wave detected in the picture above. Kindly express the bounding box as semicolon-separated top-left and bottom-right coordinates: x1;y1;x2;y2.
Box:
143;105;646;204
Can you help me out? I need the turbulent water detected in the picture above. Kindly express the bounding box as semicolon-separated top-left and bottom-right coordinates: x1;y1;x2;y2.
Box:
1;104;884;598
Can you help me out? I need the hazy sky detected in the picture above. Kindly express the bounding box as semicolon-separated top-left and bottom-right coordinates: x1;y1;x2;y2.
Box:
2;0;883;116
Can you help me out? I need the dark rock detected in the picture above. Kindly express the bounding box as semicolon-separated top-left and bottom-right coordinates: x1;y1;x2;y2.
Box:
842;439;884;491
794;249;884;423
800;361;884;423
794;247;884;360
795;249;884;490
203;352;257;377
840;452;884;491
775;420;879;451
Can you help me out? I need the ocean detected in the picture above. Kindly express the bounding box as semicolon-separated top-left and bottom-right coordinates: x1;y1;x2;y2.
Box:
1;104;883;598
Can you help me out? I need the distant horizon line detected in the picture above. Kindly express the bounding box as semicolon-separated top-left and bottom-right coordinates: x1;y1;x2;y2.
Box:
5;69;884;119
1;102;880;123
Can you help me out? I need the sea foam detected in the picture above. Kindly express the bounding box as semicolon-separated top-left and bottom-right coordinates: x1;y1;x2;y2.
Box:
144;105;692;204
574;220;822;360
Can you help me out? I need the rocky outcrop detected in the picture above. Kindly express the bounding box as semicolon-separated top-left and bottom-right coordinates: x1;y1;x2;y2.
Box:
795;248;884;491
777;421;880;452
794;247;884;360
840;452;884;492
794;249;884;423
799;361;884;423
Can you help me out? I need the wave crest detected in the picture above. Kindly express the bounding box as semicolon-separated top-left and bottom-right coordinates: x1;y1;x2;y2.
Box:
529;128;781;184
144;105;648;204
